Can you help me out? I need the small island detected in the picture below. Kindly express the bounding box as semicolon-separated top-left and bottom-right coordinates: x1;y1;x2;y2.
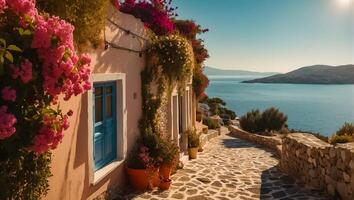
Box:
243;64;354;84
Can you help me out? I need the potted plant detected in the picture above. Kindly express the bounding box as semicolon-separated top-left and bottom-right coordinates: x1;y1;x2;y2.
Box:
159;140;179;180
187;129;200;159
159;179;172;190
126;133;162;190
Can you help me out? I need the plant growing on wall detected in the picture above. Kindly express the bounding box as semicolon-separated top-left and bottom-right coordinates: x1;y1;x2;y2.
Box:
37;0;109;51
117;0;177;35
146;34;194;88
173;20;210;99
0;0;91;198
133;34;194;174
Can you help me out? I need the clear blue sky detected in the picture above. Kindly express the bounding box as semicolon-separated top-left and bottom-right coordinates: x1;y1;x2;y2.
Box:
174;0;354;72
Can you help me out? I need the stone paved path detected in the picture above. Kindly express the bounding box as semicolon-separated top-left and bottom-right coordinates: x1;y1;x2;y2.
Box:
121;134;330;200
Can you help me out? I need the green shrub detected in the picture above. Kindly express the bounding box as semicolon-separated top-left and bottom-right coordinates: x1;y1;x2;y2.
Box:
160;140;179;165
330;135;353;145
335;122;354;136
202;116;220;129
187;129;200;148
261;107;288;132
141;131;163;159
0;151;52;200
146;34;194;85
219;107;237;120
240;107;288;133
329;122;354;144
239;109;264;133
37;0;109;51
127;132;164;169
205;97;225;115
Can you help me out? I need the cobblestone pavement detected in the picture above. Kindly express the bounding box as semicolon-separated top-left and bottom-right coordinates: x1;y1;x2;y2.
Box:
121;134;330;200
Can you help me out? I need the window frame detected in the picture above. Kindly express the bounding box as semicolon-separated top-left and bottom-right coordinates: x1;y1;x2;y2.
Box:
88;73;127;185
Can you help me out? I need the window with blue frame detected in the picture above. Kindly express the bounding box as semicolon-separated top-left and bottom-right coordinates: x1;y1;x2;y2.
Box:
93;82;117;170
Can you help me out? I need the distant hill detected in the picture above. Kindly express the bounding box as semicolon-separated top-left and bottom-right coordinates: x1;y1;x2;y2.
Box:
204;66;278;76
243;65;354;84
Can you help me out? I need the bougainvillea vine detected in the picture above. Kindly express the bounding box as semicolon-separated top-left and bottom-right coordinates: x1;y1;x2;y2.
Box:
0;0;91;154
117;0;177;35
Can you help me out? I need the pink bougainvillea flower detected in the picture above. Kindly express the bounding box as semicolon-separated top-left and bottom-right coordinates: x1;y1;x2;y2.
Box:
1;0;91;153
1;86;16;102
10;64;21;80
6;0;37;19
0;0;6;13
10;59;33;83
0;105;17;140
31;113;70;153
20;59;33;83
31;15;91;102
119;0;175;35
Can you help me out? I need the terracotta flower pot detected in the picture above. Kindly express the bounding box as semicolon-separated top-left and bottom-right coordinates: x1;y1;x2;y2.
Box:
159;164;172;180
159;179;172;190
188;147;198;159
126;167;159;190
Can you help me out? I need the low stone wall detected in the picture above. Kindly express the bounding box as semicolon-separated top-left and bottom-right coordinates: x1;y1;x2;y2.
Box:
228;125;282;156
228;126;354;199
199;129;219;150
280;133;354;200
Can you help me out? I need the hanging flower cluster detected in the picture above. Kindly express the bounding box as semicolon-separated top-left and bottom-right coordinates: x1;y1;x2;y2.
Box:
0;0;91;154
0;105;16;140
32;113;70;153
146;34;194;85
173;20;210;99
117;0;177;35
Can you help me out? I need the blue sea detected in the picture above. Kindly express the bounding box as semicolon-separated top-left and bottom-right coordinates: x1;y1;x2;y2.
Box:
206;75;354;136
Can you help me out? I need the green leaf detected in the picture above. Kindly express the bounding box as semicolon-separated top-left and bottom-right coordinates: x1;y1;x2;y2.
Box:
7;45;22;52
18;28;24;35
4;51;13;63
23;30;32;35
0;38;6;47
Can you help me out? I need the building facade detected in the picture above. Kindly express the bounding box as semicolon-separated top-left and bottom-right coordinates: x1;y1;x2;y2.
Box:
45;7;196;200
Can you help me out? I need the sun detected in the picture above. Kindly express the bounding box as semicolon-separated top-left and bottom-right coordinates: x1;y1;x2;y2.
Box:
338;0;352;7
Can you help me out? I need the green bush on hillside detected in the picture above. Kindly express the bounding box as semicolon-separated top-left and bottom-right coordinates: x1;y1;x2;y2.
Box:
330;135;353;145
335;122;354;136
239;109;263;133
202;97;237;120
202;116;220;129
329;122;354;144
240;107;288;133
261;107;288;132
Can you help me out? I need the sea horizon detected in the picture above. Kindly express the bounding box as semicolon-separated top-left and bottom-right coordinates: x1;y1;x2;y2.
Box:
206;75;354;137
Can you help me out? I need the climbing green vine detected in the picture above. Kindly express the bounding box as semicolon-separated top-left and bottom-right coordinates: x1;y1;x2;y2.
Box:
37;0;110;51
140;34;194;136
0;151;52;200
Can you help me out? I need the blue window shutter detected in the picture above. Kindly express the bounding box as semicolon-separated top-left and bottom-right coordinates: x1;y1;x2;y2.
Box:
93;82;117;170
